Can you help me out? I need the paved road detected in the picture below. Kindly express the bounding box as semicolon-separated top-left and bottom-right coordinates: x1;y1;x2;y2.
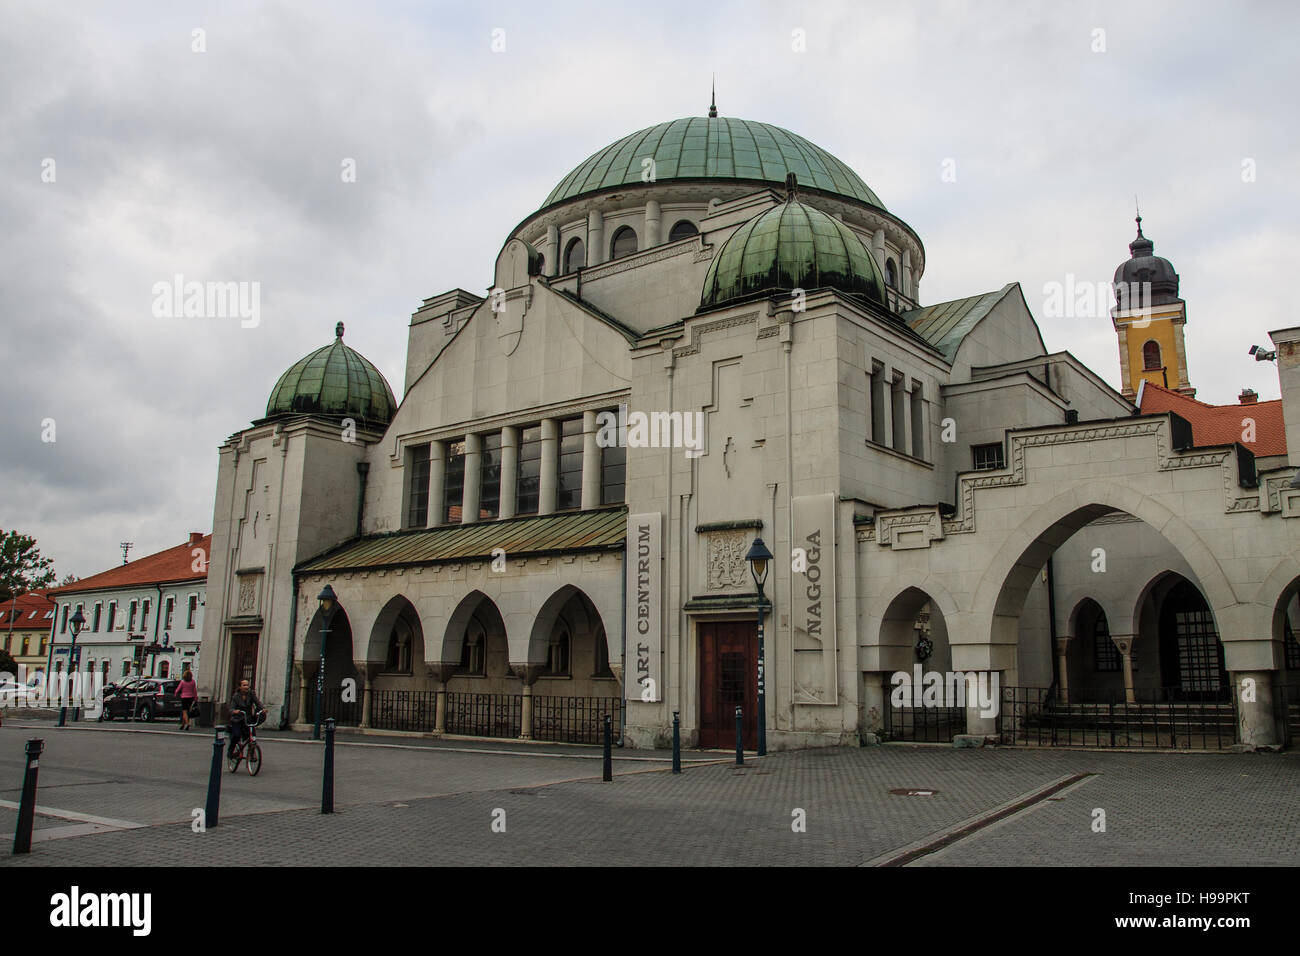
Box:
1;720;1297;866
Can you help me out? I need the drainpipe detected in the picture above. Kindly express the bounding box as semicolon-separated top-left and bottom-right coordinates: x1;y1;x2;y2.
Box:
1046;557;1059;700
280;574;300;730
618;543;626;748
355;462;370;537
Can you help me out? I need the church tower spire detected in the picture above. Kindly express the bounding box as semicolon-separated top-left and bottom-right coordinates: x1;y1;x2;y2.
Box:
1111;214;1193;401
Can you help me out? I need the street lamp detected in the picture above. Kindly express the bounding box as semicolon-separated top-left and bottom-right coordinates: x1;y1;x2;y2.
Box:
314;584;338;741
58;607;85;726
745;537;773;756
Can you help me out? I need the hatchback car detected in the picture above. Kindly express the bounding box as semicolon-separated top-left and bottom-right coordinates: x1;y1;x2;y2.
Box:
100;678;183;722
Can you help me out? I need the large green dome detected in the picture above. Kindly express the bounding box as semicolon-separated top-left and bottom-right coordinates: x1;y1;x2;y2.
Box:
542;116;885;211
265;323;397;426
700;197;887;310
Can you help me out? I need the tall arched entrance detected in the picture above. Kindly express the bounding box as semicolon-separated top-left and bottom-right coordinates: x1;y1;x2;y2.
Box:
301;606;360;727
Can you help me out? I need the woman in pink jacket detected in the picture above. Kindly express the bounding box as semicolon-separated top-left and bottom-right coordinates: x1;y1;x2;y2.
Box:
176;670;199;730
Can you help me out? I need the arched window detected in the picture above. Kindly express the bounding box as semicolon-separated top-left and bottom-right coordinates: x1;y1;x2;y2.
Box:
885;258;898;289
592;625;614;678
1092;607;1120;672
535;253;544;275
544;621;571;677
1142;340;1162;370
460;619;486;676
563;237;585;273
610;226;637;260
668;220;698;242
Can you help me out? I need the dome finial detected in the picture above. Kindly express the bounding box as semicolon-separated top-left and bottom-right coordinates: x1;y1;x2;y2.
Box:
1134;195;1143;239
335;321;344;340
708;75;717;118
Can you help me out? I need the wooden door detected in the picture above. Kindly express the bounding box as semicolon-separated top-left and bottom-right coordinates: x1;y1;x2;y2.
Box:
229;632;259;698
698;620;757;750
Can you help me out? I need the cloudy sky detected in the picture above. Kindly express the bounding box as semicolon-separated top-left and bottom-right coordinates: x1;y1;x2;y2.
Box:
3;0;1297;578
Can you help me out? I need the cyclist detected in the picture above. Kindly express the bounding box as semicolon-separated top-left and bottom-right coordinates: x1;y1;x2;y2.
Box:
227;679;265;760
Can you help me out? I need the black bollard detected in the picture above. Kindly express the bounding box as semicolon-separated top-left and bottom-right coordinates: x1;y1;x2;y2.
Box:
13;738;44;854
205;725;225;829
672;711;681;774
735;706;744;766
602;715;613;782
322;718;336;814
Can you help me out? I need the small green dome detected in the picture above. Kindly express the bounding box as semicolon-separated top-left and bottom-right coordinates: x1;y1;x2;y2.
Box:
265;323;397;426
543;116;885;211
700;198;886;309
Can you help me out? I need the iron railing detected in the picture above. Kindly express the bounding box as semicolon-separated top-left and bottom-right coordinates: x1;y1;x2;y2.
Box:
998;686;1238;749
883;700;967;743
316;691;362;727
444;692;522;739
532;695;623;744
1279;684;1300;749
369;689;438;733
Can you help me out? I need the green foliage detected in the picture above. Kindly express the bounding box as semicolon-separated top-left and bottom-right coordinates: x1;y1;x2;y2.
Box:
0;530;57;604
0;648;17;677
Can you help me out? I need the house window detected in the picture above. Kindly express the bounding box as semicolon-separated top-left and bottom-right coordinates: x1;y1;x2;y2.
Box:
460;621;486;676
60;605;68;634
406;443;432;528
536;253;544;274
21;635;31;655
891;376;907;454
106;602;116;632
442;440;466;524
1094;611;1120;672
910;382;926;460
159;660;170;678
1142;340;1162;371
668;220;698;242
972;443;1005;471
564;237;585;273
868;363;886;444
92;603;102;632
479;432;502;519
385;627;412;673
39;635;47;656
164;597;175;631
610;226;637;260
122;659;131;677
544;622;571;677
601;421;626;506
187;595;198;629
141;600;151;631
593;626;614;678
128;601;138;632
516;425;542;515
557;417;583;510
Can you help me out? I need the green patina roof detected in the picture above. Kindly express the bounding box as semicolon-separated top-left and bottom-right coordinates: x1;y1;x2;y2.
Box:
266;323;397;425
542;117;885;211
700;199;886;309
297;507;627;574
903;283;1018;362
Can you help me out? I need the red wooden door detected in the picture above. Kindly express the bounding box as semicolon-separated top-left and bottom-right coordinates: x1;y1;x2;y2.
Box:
698;621;757;750
229;632;259;698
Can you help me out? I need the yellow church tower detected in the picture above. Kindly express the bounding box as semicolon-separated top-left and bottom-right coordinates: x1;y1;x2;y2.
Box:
1110;215;1194;401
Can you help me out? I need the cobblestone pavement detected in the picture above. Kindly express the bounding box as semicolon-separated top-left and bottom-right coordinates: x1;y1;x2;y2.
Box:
1;721;1297;866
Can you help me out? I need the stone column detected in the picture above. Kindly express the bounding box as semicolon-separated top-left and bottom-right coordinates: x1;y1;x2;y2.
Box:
544;224;559;278
1233;670;1280;748
1111;635;1136;704
427;439;446;527
499;426;518;520
881;373;894;450
1055;636;1072;705
587;210;605;266
1269;327;1300;467
356;661;376;729
963;671;999;737
902;249;914;298
645;199;661;248
897;380;912;455
428;663;458;736
461;432;481;524
539;418;559;515
871;228;885;271
512;664;543;740
295;662;308;725
581;410;601;510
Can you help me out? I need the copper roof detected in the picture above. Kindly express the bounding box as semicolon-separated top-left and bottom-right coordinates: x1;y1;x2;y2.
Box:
298;507;627;574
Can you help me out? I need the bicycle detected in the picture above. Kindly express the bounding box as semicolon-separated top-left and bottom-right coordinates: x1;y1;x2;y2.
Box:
226;708;266;775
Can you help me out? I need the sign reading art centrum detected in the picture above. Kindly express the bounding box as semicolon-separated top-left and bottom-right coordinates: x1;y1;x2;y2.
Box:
626;512;662;702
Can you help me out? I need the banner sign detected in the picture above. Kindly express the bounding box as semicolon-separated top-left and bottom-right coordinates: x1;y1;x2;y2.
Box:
626;512;662;702
792;493;838;705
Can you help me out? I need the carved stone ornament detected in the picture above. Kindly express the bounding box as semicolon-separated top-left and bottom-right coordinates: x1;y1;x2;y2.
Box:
706;530;750;590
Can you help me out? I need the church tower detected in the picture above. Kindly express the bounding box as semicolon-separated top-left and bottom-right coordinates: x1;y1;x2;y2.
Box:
1111;216;1194;401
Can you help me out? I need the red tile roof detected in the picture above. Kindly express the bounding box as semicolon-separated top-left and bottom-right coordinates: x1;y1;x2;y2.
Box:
1138;381;1287;457
48;533;211;598
0;591;55;628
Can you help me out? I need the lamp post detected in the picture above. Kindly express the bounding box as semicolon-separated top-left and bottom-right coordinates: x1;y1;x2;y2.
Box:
745;537;773;757
59;607;85;726
314;584;338;741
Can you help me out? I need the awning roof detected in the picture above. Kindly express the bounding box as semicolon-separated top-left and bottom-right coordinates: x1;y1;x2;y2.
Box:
297;507;627;574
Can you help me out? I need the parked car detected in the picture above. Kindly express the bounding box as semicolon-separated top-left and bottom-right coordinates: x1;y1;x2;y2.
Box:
100;678;183;722
0;679;42;706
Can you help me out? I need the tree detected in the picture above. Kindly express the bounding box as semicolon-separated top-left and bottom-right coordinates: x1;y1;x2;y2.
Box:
0;530;57;604
0;648;16;677
58;573;79;587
